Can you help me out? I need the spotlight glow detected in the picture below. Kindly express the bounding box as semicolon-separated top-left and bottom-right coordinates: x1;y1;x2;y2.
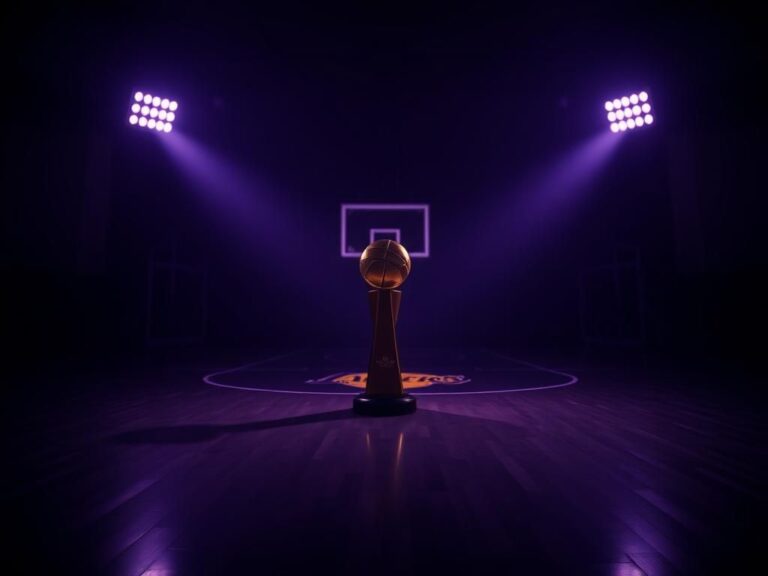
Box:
129;90;178;133
604;90;653;132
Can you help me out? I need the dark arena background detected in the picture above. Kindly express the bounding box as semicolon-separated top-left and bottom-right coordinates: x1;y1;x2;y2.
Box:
2;2;766;575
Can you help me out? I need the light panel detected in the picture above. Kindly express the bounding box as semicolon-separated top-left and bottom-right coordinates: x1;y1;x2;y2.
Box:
129;91;178;133
605;90;653;133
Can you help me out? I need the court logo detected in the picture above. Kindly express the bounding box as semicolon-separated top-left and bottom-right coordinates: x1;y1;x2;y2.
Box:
328;372;470;390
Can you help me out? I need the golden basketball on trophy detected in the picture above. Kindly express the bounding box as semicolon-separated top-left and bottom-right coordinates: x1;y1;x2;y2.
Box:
359;239;411;289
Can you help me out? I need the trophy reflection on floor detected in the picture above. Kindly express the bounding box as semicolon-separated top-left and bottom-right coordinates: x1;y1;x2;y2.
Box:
354;239;416;416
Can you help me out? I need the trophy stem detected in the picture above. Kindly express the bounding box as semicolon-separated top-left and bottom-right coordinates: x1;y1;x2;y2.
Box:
353;289;416;416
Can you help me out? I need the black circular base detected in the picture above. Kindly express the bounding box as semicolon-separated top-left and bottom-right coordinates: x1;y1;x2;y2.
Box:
353;393;417;416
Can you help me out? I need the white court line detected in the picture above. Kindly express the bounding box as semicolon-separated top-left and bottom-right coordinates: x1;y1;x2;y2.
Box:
203;353;359;395
202;350;578;396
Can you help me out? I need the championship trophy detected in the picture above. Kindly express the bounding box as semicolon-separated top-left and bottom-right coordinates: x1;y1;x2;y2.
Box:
354;239;416;415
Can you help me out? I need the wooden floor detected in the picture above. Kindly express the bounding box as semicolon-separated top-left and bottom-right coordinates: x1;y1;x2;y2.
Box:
4;350;766;575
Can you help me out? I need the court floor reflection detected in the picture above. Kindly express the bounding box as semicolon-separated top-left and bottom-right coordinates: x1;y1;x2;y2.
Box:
5;351;765;575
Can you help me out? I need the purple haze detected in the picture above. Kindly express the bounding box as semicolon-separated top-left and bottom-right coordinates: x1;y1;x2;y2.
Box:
468;130;623;274
158;132;326;287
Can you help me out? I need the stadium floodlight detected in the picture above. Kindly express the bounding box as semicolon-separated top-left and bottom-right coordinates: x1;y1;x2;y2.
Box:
604;90;653;133
129;91;177;133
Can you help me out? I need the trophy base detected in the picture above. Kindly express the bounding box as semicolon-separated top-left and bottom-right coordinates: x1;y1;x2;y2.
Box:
353;393;417;416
